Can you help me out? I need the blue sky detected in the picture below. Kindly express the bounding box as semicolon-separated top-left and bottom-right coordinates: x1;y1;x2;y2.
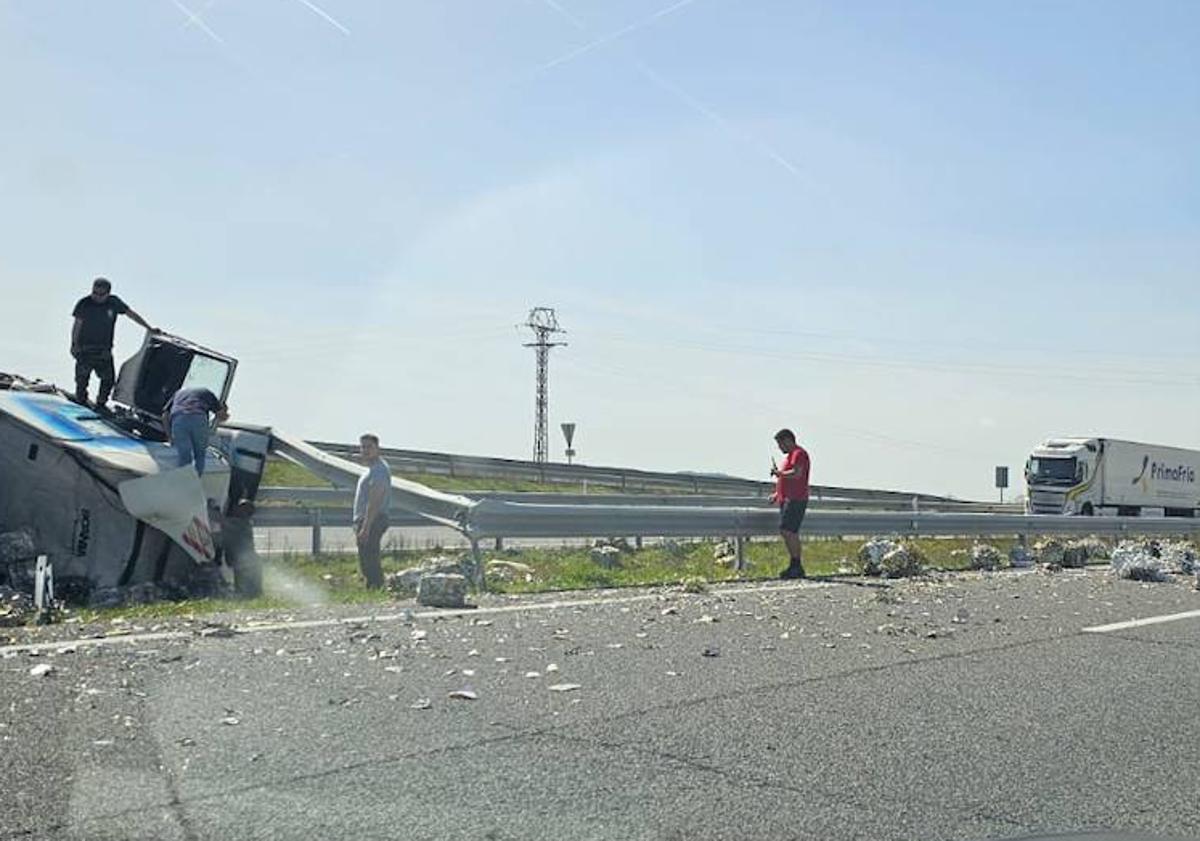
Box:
2;0;1197;498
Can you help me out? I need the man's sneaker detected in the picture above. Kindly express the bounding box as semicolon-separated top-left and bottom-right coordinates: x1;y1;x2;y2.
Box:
780;562;807;580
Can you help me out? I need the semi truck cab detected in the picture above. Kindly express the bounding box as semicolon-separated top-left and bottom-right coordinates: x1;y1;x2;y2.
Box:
1026;436;1200;517
1025;438;1099;515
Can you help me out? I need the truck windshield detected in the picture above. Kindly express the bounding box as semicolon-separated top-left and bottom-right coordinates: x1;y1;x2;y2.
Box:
182;353;233;401
1029;457;1077;482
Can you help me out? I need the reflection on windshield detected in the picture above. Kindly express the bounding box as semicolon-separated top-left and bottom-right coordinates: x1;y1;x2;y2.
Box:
1030;457;1077;482
182;354;231;398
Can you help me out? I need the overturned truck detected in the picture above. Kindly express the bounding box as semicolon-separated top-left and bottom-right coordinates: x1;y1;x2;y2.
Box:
0;332;270;603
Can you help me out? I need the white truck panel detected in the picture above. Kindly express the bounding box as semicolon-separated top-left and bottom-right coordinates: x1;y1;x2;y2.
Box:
1100;440;1200;509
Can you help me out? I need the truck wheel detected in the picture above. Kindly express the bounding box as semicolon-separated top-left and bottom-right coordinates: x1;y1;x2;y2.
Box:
1081;503;1094;516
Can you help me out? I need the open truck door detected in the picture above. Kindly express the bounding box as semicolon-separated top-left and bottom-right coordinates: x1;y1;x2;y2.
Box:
112;331;237;440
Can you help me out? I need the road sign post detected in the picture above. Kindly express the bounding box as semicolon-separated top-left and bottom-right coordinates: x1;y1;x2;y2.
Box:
561;423;577;465
995;466;1009;503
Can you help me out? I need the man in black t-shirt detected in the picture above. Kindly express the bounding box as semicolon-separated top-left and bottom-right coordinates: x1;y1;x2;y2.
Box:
70;277;155;407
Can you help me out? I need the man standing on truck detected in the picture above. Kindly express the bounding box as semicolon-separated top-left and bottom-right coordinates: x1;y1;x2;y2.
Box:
353;434;392;589
71;278;156;408
162;387;229;475
770;428;811;579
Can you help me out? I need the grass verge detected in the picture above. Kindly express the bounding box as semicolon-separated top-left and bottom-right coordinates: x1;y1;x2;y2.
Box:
58;537;1013;625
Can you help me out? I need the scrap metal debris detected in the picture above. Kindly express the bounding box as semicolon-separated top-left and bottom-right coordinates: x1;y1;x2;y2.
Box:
387;556;465;595
1033;539;1065;567
968;543;1005;571
485;560;535;584
1009;544;1035;568
1110;541;1171;582
857;539;925;578
417;573;468;609
590;545;622;569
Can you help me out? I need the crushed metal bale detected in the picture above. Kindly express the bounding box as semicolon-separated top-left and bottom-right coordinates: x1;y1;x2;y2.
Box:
857;539;925;578
417;572;469;608
1110;541;1171;582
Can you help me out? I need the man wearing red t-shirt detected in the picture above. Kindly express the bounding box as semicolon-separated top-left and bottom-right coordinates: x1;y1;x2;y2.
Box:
770;428;811;579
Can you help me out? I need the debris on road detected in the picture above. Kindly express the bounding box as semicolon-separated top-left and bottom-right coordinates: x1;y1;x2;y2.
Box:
417;573;468;608
486;560;535;584
411;698;432;710
1009;544;1035;568
1111;541;1171;582
1160;541;1198;574
29;663;55;677
701;646;720;658
199;624;237;639
548;683;581;692
712;541;737;568
1034;538;1065;567
387;556;465;595
857;539;925;578
0;585;35;627
448;689;478;701
1064;537;1109;567
858;539;897;576
968;543;1005;571
590;545;622;569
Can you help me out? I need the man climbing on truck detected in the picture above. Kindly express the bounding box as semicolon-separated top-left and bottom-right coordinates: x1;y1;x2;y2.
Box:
162;387;229;475
70;277;156;408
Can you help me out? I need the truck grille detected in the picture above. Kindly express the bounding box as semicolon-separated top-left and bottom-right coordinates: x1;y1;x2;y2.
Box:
1030;491;1066;515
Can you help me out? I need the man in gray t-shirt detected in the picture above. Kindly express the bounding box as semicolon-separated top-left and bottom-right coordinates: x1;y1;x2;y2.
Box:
353;433;392;589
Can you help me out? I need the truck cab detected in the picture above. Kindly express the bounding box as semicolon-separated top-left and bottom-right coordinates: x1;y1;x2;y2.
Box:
1025;438;1099;515
110;332;237;442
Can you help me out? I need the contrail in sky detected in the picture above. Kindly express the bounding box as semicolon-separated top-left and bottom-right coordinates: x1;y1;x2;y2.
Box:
179;0;218;31
531;0;699;76
170;0;225;44
293;0;351;36
537;0;803;180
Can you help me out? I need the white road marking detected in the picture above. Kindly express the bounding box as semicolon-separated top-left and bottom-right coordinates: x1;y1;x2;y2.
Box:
0;579;831;656
1082;609;1200;634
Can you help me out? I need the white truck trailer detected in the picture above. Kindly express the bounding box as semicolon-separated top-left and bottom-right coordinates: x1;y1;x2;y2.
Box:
1025;437;1200;517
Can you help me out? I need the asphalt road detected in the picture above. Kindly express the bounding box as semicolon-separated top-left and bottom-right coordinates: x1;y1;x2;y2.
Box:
3;568;1199;841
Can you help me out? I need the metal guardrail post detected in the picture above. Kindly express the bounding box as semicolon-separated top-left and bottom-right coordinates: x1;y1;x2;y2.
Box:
310;509;323;556
494;537;504;551
468;538;485;592
735;536;746;572
635;536;643;550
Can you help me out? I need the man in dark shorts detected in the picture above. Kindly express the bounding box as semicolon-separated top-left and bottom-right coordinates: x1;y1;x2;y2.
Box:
770;428;811;579
70;278;155;407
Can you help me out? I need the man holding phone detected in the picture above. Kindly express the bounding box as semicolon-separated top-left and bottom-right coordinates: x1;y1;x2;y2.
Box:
770;428;811;579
